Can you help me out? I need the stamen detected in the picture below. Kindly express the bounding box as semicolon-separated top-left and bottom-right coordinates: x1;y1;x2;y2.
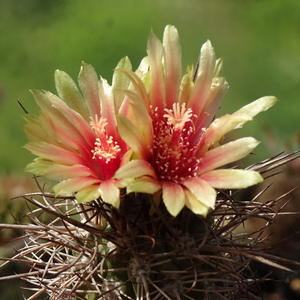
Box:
92;136;121;163
90;115;121;164
90;115;107;135
163;103;193;130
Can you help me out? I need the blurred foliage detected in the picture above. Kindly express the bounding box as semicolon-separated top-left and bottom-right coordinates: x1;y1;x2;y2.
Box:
1;0;300;173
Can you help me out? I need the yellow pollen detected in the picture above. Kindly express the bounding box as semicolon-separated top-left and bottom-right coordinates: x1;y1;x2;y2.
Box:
90;115;121;163
92;136;121;163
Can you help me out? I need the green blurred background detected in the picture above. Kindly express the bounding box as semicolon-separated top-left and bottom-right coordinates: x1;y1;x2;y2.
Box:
1;0;300;174
0;0;300;299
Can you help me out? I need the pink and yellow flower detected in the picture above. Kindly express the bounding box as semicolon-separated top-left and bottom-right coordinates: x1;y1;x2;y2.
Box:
115;25;278;216
24;59;132;207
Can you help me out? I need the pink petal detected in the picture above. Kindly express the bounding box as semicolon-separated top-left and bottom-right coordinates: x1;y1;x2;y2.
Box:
198;137;260;175
42;164;95;181
25;142;87;166
162;182;185;217
98;77;118;139
163;25;182;107
182;177;216;208
198;113;252;154
38;110;90;154
196;77;229;129
187;40;216;116
25;160;94;181
31;90;95;148
201;169;263;189
99;180;120;208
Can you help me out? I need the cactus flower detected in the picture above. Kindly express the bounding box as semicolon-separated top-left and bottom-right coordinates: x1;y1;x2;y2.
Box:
115;25;278;216
24;59;132;208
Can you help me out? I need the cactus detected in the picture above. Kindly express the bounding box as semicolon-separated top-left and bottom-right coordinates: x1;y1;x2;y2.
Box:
1;151;300;299
1;25;300;299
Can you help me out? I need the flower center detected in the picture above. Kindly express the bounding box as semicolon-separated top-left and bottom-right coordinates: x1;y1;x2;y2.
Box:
151;103;200;183
90;115;121;164
163;103;193;130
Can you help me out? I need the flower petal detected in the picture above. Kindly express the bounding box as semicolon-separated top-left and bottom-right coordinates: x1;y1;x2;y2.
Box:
196;77;229;129
114;159;157;180
25;142;87;166
112;56;132;110
127;177;161;194
184;188;210;216
163;25;182;107
162;182;185;217
198;137;260;175
117;114;148;159
117;68;150;109
187;40;216;116
147;29;166;110
122;90;153;146
98;77;117;137
26;161;95;181
99;180;120;208
54;69;89;121
201;169;263;189
178;71;194;105
53;177;100;195
76;185;101;203
233;96;278;128
23;114;54;143
182;177;216;208
199;113;252;153
30;90;95;148
78;62;101;118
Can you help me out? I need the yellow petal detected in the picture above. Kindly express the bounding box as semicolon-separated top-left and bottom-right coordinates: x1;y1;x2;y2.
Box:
53;177;100;195
112;57;132;110
127;177;161;194
76;185;101;203
183;177;216;208
162;182;185;217
117;114;148;159
201;169;263;189
54;69;89;121
184;189;210;216
99;180;120;208
233;96;278;128
201;113;252;151
114;159;157;180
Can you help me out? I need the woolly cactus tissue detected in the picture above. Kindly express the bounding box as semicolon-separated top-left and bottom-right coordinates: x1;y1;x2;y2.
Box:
1;25;300;300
